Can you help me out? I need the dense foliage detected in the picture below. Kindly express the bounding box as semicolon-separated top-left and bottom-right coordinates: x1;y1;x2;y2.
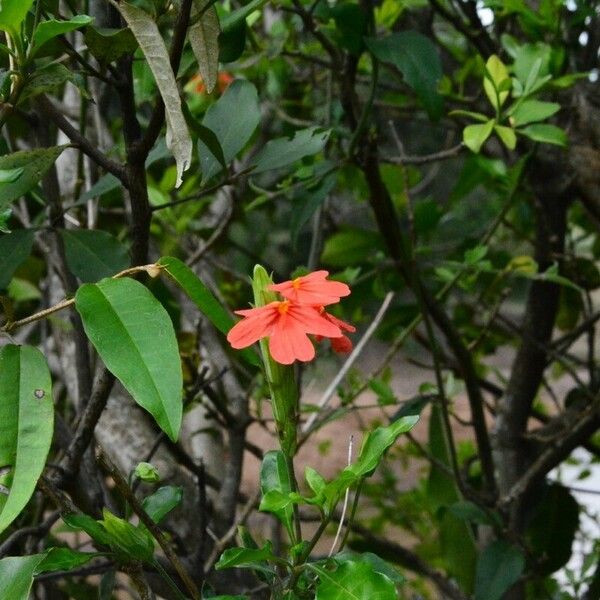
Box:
1;0;600;598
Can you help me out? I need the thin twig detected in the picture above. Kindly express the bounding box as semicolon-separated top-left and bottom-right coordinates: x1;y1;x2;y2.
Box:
328;435;353;557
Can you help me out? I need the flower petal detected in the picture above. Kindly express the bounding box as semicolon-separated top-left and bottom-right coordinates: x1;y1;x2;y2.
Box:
227;305;278;348
269;271;350;305
269;317;315;364
288;304;343;337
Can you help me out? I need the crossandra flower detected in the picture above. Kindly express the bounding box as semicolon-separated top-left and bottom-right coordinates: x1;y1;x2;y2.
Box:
318;308;356;354
269;270;350;306
226;300;343;365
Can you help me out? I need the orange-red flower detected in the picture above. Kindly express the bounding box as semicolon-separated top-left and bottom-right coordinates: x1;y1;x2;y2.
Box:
227;300;343;365
190;71;234;94
318;308;356;354
269;270;350;306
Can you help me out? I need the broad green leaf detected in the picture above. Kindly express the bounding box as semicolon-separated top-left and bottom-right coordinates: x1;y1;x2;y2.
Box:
518;123;567;146
20;63;81;102
84;26;138;64
305;466;326;496
31;15;93;56
463;120;495;153
474;541;525;600
0;0;34;37
483;55;510;109
494;124;516;150
0;555;46;600
252;127;330;174
199;79;260;181
100;510;155;562
0;229;34;289
260;451;295;539
75;277;183;441
189;0;220;93
321;228;384;266
218;19;246;63
0;345;53;534
509;100;560;126
335;551;405;585
525;484;579;574
447;501;502;527
365;32;443;119
0;146;66;211
142;486;183;524
61;229;130;282
115;1;191;187
311;559;398;599
215;542;277;573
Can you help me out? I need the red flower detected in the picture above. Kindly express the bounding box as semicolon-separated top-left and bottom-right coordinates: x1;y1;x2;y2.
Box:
190;72;234;95
269;270;350;306
226;300;343;365
318;308;356;354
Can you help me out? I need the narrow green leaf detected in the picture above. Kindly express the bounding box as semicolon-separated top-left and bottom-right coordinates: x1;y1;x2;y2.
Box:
36;547;99;573
189;0;220;93
252;127;330;174
365;32;443;119
101;510;155;562
221;0;266;32
115;1;191;187
31;15;93;56
463;120;495;153
474;541;525;600
0;167;23;183
0;229;34;289
158;256;259;366
518;123;567;146
0;146;66;211
198;79;260;181
75;277;183;441
483;55;510;109
61;229;129;282
0;345;53;534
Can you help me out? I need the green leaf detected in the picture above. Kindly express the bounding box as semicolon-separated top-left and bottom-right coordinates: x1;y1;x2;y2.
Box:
61;230;130;282
0;0;35;37
220;0;266;32
100;510;155;562
0;146;66;211
116;1;191;187
189;0;220;94
509;100;560;126
518;123;567;146
75;277;183;441
0;229;34;289
0;167;23;183
305;466;326;496
321;228;384;267
447;501;502;527
20;63;77;101
260;451;295;539
335;551;405;585
84;26;138;64
31;15;93;56
215;542;277;572
199;79;260;181
0;346;53;535
494;124;516;150
483;55;510;109
463;120;495;153
311;559;398;599
348;416;419;478
525;484;579;574
63;513;114;547
365;32;443;119
36;547;99;573
0;554;46;600
218;20;246;63
252;127;330;174
474;541;525;600
157;256;258;365
142;486;183;524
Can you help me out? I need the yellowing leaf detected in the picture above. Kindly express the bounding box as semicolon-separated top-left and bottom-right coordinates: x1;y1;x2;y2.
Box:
484;55;510;110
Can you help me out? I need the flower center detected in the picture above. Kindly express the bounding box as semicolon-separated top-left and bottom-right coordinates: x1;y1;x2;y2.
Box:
277;301;290;315
292;277;302;289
